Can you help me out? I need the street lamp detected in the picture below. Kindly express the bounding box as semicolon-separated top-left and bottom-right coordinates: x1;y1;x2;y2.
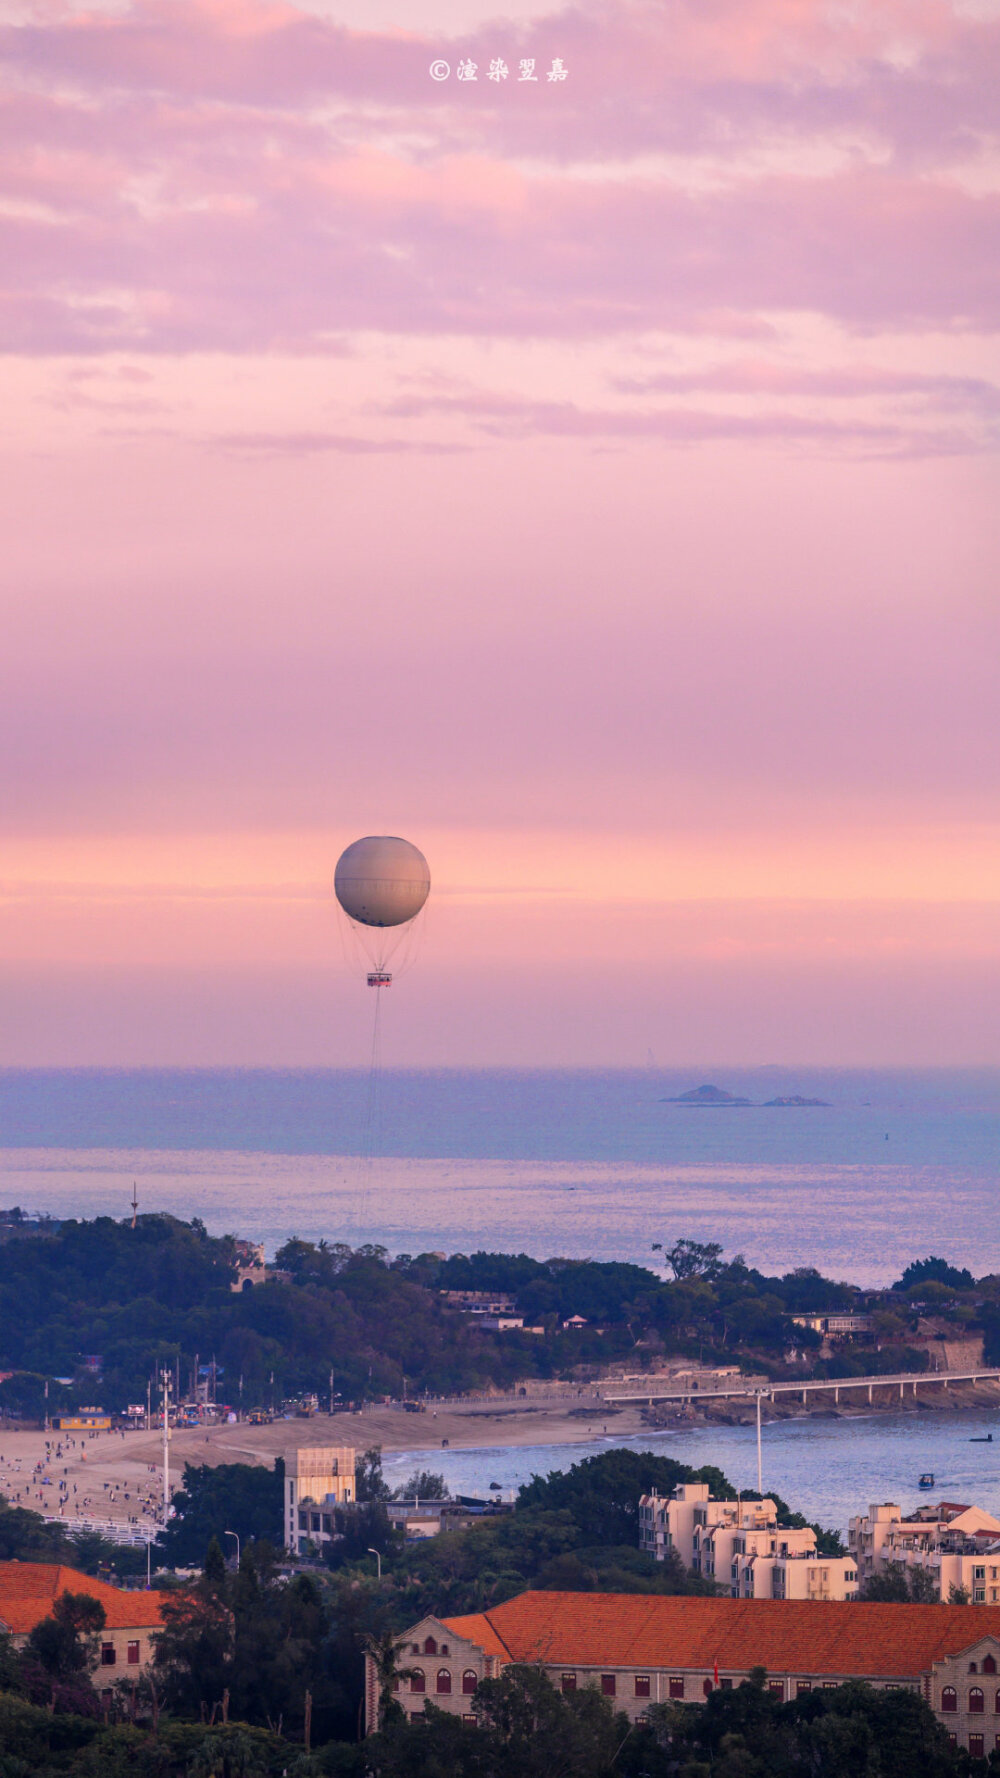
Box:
367;1547;382;1580
225;1529;240;1569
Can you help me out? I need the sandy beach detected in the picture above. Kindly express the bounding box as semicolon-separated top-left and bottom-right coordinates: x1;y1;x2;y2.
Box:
0;1395;649;1536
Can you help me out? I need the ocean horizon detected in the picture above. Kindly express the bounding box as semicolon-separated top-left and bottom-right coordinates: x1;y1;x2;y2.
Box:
1;1066;998;1287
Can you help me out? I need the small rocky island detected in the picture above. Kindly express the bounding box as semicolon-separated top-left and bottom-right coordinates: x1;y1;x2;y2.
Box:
664;1083;830;1107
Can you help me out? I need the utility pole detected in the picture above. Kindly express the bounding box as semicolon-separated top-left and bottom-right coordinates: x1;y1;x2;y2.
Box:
130;1181;139;1229
161;1368;172;1527
329;1368;335;1417
146;1377;151;1433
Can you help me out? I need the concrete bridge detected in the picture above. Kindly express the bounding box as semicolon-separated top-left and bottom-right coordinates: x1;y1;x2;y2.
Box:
601;1368;1000;1409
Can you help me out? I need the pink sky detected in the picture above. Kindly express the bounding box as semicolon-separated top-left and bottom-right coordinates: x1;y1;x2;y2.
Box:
1;0;998;1066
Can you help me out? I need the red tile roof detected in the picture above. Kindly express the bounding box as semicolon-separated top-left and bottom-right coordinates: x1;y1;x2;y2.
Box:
0;1562;165;1634
444;1592;1000;1680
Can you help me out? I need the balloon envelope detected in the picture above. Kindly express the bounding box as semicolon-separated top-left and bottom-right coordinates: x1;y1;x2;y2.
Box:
334;835;430;928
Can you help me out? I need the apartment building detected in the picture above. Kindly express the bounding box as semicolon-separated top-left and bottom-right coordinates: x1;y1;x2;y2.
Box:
367;1588;1000;1753
640;1482;778;1569
849;1501;1000;1601
640;1482;857;1600
284;1446;356;1555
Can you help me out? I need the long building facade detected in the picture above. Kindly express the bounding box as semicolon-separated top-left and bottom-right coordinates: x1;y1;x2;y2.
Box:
367;1588;1000;1755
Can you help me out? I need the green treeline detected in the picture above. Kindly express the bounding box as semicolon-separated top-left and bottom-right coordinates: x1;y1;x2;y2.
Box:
2;1216;997;1418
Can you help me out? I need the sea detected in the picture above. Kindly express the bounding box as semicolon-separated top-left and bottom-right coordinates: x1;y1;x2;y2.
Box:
3;1065;999;1532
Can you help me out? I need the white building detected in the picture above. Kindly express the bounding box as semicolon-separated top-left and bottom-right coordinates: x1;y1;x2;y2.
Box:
849;1500;1000;1602
640;1482;858;1601
284;1446;356;1555
640;1482;780;1570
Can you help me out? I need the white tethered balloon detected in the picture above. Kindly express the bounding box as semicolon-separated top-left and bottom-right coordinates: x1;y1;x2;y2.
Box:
334;835;430;987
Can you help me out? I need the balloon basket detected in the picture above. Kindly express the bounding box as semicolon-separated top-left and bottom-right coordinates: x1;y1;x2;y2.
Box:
367;972;393;988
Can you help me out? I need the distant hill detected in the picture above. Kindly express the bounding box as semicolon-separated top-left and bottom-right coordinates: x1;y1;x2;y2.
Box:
663;1084;830;1107
663;1084;752;1106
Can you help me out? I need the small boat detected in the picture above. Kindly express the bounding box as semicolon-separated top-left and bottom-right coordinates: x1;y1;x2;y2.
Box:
919;1473;935;1489
970;1434;994;1443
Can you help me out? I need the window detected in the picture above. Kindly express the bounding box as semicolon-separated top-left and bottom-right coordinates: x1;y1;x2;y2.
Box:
669;1677;685;1700
969;1734;984;1758
601;1674;616;1697
975;1568;986;1581
436;1669;452;1695
441;1644;449;1656
720;1678;733;1691
560;1674;576;1694
942;1687;957;1713
976;1589;987;1604
100;1644;116;1667
424;1637;437;1656
635;1675;650;1698
797;1682;812;1697
970;1688;985;1714
703;1678;713;1697
462;1670;477;1695
127;1641;140;1666
462;1714;477;1725
996;1690;1000;1715
298;1511;308;1530
768;1681;784;1700
984;1654;997;1674
411;1644;419;1656
410;1670;425;1694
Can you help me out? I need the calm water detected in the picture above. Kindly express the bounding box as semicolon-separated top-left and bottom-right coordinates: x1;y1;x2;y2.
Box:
381;1409;1000;1538
3;1067;1000;1514
1;1067;998;1286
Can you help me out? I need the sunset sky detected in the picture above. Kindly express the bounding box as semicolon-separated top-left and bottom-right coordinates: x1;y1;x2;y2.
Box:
2;0;998;1066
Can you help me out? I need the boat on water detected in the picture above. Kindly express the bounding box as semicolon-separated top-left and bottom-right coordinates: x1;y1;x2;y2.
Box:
919;1472;935;1488
970;1434;994;1443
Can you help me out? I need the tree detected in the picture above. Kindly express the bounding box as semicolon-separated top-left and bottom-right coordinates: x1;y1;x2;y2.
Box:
393;1471;449;1501
356;1449;391;1503
895;1257;974;1293
860;1564;910;1602
156;1462;284;1567
663;1240;725;1281
25;1592;107;1711
153;1581;234;1717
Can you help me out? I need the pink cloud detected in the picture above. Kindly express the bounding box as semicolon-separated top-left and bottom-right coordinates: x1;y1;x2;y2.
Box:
1;0;999;353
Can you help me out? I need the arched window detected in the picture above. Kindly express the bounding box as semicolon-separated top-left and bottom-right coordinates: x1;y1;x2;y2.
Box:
970;1687;985;1714
984;1654;997;1674
410;1669;425;1694
941;1686;957;1713
462;1670;478;1695
995;1688;1000;1714
703;1678;713;1697
436;1669;452;1695
423;1637;437;1656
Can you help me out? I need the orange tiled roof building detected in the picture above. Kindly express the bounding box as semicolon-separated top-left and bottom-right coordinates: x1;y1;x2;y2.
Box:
367;1589;1000;1757
0;1560;165;1685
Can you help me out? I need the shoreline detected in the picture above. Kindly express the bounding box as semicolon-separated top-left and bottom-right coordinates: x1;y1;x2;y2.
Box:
3;1383;1000;1539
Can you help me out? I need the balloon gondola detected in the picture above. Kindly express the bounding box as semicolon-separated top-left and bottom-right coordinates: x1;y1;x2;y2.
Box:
334;835;431;987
